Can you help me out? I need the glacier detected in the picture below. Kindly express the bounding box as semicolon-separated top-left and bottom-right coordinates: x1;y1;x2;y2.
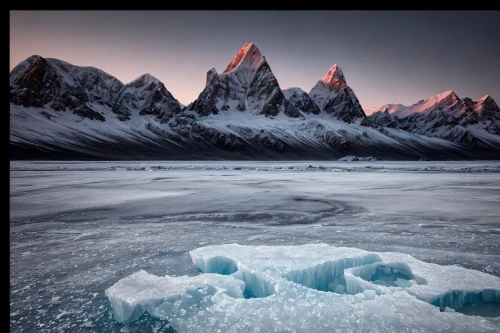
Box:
106;244;500;332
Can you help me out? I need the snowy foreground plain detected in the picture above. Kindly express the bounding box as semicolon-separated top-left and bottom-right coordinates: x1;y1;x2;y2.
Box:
9;160;500;332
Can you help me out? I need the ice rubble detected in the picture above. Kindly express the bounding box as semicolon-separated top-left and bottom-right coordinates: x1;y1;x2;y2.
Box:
106;244;500;332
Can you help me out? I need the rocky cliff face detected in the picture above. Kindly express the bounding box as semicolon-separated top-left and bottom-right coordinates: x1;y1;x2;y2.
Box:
282;87;320;115
112;74;182;122
309;64;366;123
188;43;302;118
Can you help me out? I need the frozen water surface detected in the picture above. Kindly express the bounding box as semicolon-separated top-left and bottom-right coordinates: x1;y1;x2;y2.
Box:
9;160;500;332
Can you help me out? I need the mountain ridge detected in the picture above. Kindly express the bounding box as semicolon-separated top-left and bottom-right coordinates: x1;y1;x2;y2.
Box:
362;90;500;145
9;43;500;160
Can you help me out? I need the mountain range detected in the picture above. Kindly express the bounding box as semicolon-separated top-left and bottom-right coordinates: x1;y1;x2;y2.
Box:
9;43;500;160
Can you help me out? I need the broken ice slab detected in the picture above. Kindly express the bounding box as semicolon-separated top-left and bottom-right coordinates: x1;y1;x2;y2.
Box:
106;244;500;332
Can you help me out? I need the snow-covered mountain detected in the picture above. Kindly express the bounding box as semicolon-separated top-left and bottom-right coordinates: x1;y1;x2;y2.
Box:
186;43;301;118
364;103;407;116
309;64;366;123
111;73;182;122
394;90;462;118
9;44;500;160
360;108;394;128
10;55;124;121
362;90;500;146
282;87;320;115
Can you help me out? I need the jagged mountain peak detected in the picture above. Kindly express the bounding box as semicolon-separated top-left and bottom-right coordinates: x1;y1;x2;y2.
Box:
16;56;49;83
26;54;44;63
309;64;365;122
206;68;218;84
129;73;161;87
10;55;46;86
476;95;493;104
112;72;181;122
137;73;159;81
188;43;301;118
223;43;264;73
12;54;45;69
411;90;458;105
321;63;347;90
398;90;461;117
436;90;459;102
472;94;499;116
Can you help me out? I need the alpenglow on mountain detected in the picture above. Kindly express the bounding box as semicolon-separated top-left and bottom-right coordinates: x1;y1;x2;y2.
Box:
362;90;500;146
9;43;500;160
309;64;366;123
187;43;301;118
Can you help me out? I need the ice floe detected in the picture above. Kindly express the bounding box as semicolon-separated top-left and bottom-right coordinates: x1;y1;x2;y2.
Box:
106;244;500;332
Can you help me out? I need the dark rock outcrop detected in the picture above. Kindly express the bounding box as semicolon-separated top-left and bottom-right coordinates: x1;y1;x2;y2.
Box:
282;87;321;115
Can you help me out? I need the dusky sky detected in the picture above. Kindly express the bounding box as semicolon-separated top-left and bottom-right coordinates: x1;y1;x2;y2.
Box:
10;10;500;112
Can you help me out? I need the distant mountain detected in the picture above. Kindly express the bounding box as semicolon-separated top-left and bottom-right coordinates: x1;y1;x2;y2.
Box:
9;44;500;160
362;90;500;146
309;64;366;123
364;103;407;116
393;90;462;118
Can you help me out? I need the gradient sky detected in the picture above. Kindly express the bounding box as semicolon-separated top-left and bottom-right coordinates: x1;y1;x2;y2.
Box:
10;10;500;113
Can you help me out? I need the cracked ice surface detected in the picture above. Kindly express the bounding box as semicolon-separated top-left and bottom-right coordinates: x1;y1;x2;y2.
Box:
106;244;500;332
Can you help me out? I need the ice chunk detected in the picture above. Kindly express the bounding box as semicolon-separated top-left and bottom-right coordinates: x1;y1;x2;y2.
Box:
105;270;245;323
106;244;500;332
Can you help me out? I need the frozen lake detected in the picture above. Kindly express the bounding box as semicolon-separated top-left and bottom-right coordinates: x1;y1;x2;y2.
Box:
9;160;500;332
